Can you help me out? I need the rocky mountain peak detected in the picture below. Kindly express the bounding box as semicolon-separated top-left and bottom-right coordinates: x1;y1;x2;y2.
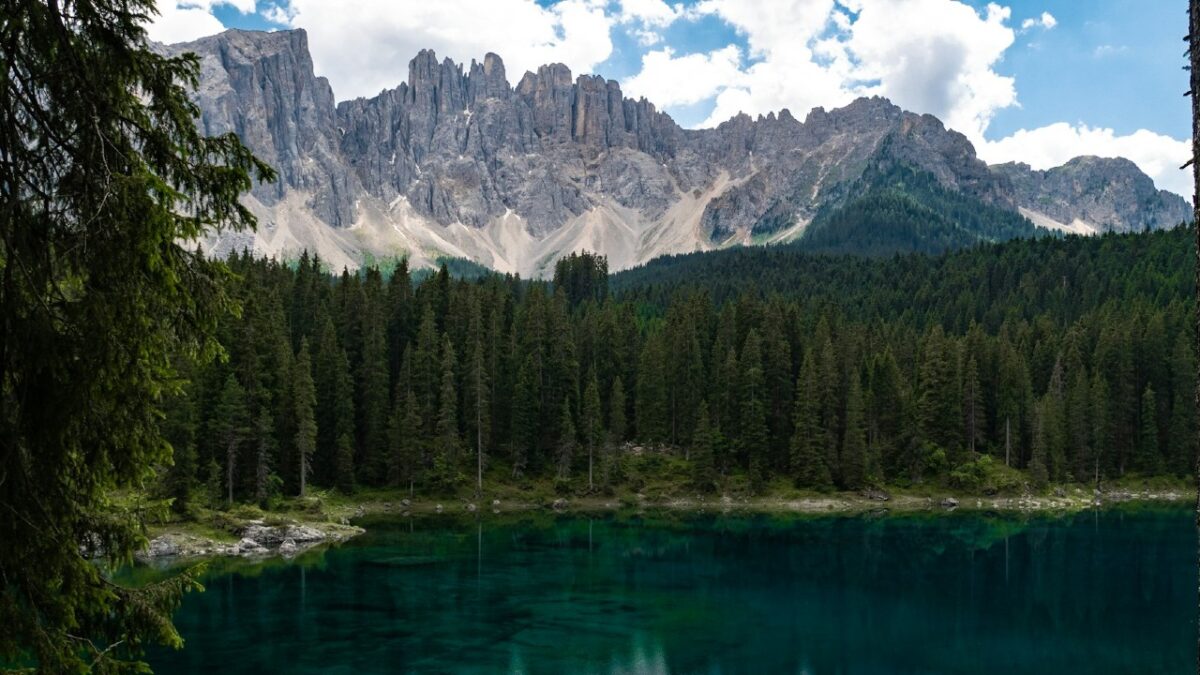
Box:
168;28;1191;275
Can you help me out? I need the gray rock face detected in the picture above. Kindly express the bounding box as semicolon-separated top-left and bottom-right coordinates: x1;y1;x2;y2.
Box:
992;157;1190;233
164;29;358;228
166;28;1190;274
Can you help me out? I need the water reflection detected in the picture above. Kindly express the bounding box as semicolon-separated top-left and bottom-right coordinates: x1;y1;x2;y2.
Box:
148;508;1195;674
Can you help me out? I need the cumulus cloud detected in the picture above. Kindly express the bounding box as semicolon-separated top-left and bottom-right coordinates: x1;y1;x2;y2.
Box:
146;0;254;43
147;0;1190;196
981;124;1192;197
836;0;1017;143
276;0;614;101
1020;12;1057;31
674;0;1017;143
618;0;682;27
623;45;744;106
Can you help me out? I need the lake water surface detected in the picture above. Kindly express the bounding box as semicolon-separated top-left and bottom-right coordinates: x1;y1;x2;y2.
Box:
148;507;1195;674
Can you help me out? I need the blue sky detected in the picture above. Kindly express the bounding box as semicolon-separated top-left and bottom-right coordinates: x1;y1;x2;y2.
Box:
153;0;1191;195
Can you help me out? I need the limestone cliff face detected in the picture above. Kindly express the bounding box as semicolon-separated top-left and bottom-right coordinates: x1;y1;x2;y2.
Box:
166;29;357;228
165;28;1190;275
992;157;1190;233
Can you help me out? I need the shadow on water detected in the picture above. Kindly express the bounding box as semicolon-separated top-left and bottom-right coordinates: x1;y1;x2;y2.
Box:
145;506;1196;674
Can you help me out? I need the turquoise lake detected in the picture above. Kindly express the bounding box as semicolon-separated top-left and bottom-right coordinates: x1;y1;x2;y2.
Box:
147;508;1195;674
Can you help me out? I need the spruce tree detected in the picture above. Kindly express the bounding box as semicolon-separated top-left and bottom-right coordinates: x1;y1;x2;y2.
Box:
636;332;669;443
1029;403;1050;489
162;382;199;515
791;351;832;489
1167;334;1196;475
691;402;718;492
739;330;770;490
0;2;274;663
466;298;491;494
357;295;390;486
335;433;356;495
1137;385;1163;474
581;370;603;491
962;356;983;454
432;334;462;489
557;398;578;480
511;354;539;477
333;349;356;493
214;374;250;506
252;408;276;505
609;376;628;445
841;375;868;490
293;339;318;497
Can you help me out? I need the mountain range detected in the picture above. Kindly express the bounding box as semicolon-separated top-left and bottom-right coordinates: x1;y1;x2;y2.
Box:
164;28;1192;276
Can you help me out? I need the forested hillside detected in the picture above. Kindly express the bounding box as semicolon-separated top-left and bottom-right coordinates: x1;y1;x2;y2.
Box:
160;228;1196;511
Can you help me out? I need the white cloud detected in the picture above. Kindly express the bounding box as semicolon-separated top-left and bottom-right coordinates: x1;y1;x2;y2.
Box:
146;0;254;43
1093;44;1128;58
837;0;1017;143
980;123;1192;197
1020;11;1057;31
680;0;1018;143
149;0;1190;196
618;0;681;27
623;45;743;106
278;0;615;101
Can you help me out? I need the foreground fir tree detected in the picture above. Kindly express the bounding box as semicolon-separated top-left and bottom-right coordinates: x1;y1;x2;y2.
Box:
0;0;272;670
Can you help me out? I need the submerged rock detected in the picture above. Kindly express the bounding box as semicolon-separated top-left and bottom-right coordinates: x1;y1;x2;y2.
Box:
279;538;297;555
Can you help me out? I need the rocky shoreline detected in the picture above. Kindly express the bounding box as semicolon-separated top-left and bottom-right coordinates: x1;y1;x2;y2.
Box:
138;519;363;563
136;488;1189;564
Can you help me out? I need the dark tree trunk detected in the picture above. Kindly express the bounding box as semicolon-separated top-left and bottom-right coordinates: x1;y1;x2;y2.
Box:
1189;4;1200;673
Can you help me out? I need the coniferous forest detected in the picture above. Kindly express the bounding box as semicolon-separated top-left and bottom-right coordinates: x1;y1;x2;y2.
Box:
160;226;1196;511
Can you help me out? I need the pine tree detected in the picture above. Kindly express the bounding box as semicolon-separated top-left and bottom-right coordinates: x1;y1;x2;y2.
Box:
962;355;983;454
413;305;441;430
1137;385;1163;474
335;433;356;494
432;334;462;489
1042;357;1068;481
691;402;718;492
740;330;770;490
312;315;343;486
1029;403;1049;489
511;354;539;477
916;326;960;452
293;339;318;497
609;376;628;445
357;293;390;486
636;332;669;443
213;375;250;506
557;398;577;480
1066;367;1092;482
791;350;832;489
466;297;491;494
581;370;603;491
388;386;424;495
252;409;276;505
1167;334;1196;475
841;374;868;490
162;384;199;515
0;3;274;665
1090;370;1110;484
333;349;356;493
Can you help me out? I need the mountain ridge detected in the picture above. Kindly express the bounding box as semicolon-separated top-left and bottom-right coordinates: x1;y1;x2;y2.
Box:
163;28;1191;275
